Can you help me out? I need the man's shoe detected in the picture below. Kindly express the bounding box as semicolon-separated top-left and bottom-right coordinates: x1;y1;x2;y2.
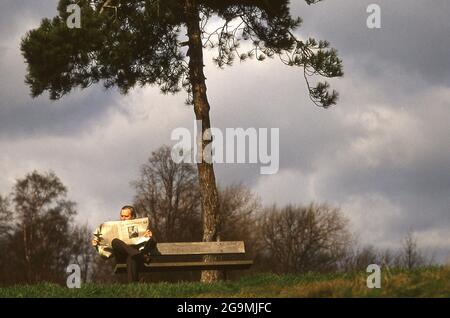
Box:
141;237;160;256
142;253;151;265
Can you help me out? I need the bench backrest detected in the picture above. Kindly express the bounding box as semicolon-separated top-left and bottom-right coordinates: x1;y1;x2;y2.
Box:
153;241;246;256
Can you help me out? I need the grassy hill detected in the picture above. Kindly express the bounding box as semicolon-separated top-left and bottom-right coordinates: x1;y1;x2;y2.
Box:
1;266;449;298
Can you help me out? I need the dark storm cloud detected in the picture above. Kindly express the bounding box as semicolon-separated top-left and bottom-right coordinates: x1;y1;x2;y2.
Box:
0;0;120;138
0;88;120;139
292;0;450;87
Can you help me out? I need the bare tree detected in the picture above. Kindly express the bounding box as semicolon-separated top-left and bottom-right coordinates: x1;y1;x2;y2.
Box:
218;184;261;250
75;222;116;284
215;184;262;277
340;244;401;273
0;195;11;240
400;230;425;270
9;171;77;284
340;245;378;272
132;145;202;242
259;203;352;273
0;195;13;285
69;224;99;283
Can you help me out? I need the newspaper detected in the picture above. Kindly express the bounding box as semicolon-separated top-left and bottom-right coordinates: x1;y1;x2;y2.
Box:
93;217;150;258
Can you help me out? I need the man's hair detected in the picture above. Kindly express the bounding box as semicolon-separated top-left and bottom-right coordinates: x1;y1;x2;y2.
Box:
121;205;136;218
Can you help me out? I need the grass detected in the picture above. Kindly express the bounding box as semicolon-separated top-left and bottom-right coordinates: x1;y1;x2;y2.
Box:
1;266;449;298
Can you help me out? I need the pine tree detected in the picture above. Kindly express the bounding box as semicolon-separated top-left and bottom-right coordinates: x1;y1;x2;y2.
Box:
21;0;343;282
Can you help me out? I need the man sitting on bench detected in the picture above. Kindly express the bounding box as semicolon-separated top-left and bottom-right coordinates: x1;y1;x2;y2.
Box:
92;205;157;283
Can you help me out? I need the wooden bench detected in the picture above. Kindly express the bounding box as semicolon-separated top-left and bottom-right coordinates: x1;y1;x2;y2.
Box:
114;241;253;275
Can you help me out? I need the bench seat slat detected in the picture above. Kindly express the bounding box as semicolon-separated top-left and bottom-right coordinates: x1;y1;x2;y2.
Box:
114;260;253;273
152;241;246;256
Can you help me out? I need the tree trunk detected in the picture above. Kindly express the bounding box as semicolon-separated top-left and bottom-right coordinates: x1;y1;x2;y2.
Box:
185;0;222;282
23;222;32;283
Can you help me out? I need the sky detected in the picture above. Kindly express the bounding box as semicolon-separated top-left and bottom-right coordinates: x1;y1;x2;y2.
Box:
0;0;449;262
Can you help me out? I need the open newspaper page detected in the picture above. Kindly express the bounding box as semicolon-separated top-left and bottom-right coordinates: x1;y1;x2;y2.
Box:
93;217;150;258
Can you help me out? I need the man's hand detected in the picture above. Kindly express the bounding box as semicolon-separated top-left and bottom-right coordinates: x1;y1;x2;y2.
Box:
144;230;153;238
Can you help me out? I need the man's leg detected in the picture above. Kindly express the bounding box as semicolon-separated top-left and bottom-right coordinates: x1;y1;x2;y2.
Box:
111;238;141;283
112;238;140;257
127;254;140;282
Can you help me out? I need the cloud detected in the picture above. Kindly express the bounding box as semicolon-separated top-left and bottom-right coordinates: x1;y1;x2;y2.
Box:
339;193;405;246
292;0;450;87
0;0;121;138
0;84;192;226
222;55;450;258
